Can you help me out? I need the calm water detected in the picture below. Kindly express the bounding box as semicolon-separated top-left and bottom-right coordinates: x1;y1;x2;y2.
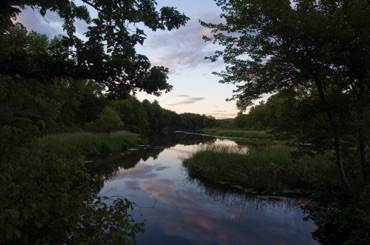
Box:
98;134;317;245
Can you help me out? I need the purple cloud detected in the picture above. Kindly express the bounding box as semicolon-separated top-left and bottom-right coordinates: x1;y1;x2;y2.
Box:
144;13;224;70
168;97;205;106
18;7;91;40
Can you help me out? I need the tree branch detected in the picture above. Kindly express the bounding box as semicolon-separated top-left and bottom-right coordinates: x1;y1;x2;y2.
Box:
80;0;102;11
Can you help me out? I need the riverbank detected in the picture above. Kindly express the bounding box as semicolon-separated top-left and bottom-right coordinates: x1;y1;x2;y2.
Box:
183;143;335;196
35;130;142;157
202;128;275;140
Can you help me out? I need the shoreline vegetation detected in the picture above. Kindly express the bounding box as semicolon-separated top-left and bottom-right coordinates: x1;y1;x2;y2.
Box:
37;129;337;198
202;128;275;140
35;130;142;158
183;132;337;196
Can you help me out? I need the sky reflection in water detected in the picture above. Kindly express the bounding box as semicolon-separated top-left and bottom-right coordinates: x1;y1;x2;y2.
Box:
100;142;317;245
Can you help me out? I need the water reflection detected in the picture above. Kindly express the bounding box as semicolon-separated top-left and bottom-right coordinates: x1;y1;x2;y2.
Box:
99;136;317;245
87;132;215;180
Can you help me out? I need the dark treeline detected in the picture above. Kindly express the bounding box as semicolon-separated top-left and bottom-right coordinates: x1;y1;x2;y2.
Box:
1;27;216;143
234;92;292;132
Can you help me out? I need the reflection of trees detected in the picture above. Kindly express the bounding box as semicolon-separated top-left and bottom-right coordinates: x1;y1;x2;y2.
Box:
145;131;216;148
185;176;308;212
87;147;164;181
87;132;216;180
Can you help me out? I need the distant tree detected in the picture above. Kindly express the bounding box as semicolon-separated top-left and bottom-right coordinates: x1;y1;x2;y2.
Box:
54;78;107;130
112;96;149;134
203;115;217;128
234;114;248;129
92;106;124;134
202;0;370;198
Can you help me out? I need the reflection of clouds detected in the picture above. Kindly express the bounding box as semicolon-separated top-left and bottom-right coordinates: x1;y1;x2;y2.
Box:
168;147;194;156
135;176;315;245
124;180;141;191
102;146;317;245
140;179;174;199
154;166;170;171
115;164;158;180
116;162;171;180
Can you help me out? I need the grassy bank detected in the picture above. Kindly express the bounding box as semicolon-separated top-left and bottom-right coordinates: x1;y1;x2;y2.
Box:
36;130;142;157
183;144;335;195
202;128;274;140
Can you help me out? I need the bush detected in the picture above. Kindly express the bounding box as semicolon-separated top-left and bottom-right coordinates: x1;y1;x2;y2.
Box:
36;131;141;157
89;106;125;134
0;156;144;244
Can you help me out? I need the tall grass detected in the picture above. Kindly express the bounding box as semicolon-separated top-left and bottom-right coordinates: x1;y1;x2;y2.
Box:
183;144;334;195
35;131;142;157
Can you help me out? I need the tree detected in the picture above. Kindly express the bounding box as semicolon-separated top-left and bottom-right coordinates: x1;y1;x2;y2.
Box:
0;26;65;156
55;79;107;130
112;96;149;134
1;0;189;98
201;0;370;198
92;106;124;134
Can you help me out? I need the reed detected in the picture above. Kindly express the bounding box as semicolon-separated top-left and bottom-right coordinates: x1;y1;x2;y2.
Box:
35;131;141;157
183;144;334;195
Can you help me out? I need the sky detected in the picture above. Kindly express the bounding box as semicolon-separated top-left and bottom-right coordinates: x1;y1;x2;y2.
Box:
17;0;242;119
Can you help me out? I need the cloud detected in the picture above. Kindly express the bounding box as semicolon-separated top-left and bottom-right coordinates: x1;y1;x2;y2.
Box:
143;13;224;71
18;7;89;39
17;7;65;38
211;110;237;119
176;94;190;97
168;97;205;106
17;6;224;73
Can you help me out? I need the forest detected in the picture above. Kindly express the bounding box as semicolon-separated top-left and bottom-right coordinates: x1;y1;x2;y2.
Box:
1;0;370;244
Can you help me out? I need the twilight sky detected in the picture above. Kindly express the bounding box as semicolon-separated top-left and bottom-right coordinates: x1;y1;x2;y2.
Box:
17;0;242;119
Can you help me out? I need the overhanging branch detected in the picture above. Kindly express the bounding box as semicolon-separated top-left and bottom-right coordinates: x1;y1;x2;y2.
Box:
80;0;102;11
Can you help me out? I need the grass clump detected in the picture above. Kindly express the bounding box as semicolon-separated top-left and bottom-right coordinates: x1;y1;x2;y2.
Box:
35;130;141;157
183;144;334;195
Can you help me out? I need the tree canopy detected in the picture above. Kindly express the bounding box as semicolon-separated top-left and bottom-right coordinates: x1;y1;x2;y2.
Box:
202;0;369;110
202;0;370;197
1;0;189;97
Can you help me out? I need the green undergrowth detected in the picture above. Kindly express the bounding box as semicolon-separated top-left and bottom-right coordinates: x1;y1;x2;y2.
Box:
35;130;142;157
202;128;274;140
183;144;335;196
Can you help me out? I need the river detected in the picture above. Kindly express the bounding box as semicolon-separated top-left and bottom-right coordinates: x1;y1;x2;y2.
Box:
97;132;317;245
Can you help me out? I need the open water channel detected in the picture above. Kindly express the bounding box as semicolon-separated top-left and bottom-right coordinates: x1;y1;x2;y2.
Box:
96;132;317;245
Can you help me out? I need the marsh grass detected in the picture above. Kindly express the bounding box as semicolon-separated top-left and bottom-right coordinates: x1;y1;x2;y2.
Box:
35;131;141;157
183;144;334;195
